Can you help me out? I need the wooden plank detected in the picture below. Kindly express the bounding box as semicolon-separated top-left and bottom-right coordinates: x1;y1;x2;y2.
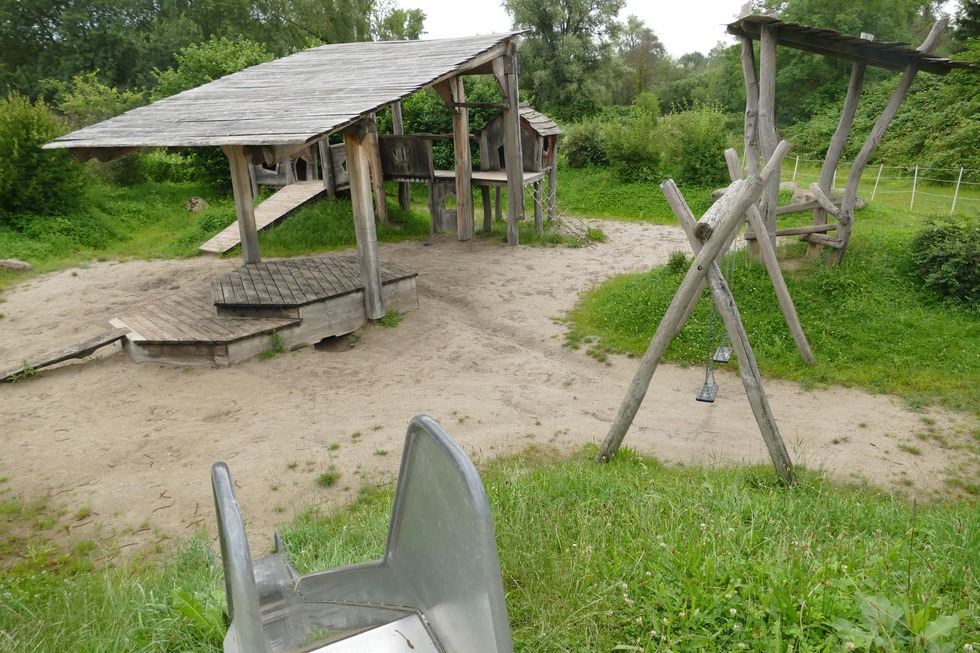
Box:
2;328;131;381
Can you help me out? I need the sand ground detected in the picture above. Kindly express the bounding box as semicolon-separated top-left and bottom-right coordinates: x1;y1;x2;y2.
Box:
0;220;971;559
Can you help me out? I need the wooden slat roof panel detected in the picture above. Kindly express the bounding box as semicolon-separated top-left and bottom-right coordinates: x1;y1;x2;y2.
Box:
727;15;980;76
46;33;521;154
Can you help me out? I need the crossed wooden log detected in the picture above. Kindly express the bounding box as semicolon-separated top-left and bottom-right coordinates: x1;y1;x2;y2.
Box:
596;141;801;486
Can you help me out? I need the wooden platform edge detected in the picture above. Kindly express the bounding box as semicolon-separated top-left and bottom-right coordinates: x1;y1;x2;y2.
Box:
1;327;131;381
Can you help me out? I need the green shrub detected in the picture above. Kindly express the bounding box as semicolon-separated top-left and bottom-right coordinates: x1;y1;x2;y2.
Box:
562;119;609;168
0;93;88;226
604;105;661;183
910;214;980;309
661;104;731;187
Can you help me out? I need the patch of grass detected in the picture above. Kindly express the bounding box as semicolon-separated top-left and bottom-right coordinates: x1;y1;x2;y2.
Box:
259;330;287;360
377;309;402;328
279;448;979;652
327;443;340;452
316;467;341;488
898;442;922;455
564;223;980;414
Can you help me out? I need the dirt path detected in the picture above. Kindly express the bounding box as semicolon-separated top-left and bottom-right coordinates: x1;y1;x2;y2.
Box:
0;221;970;557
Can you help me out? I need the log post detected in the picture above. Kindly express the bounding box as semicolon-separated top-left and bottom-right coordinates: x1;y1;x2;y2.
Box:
320;140;336;197
548;142;559;221
494;41;524;246
365;116;388;225
391;100;411;211
830;19;947;264
223;145;261;264
481;187;493;231
344;123;384;320
725;149;815;365
533;180;543;233
664;180;796;485
757;24;780;251
808;35;871;256
596;142;789;463
449;76;474;240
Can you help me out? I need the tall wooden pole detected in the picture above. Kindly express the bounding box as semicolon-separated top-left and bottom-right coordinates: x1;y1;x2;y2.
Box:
757;25;780;251
450;76;474;240
808;35;871;256
223;145;261;264
365;116;388;225
391;101;411;211
344;123;384;320
494;40;524;246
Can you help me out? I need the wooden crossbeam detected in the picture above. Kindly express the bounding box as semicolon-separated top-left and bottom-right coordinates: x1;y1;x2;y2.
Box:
1;328;130;381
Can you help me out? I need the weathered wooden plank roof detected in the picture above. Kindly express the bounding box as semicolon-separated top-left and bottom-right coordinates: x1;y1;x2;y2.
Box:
728;15;980;75
45;33;523;160
519;105;561;136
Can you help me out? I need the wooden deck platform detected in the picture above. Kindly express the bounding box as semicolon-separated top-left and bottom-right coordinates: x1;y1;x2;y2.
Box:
199;181;327;254
113;255;417;365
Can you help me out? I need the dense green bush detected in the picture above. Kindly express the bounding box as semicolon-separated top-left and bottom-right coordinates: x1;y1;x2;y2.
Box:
910;214;980;309
562;119;609;168
660;103;732;187
0;93;88;226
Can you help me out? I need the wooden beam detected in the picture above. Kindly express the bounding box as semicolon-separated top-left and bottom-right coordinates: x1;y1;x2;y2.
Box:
758;25;780;251
810;38;869;255
494;45;525;246
1;328;130;382
830;19;947;264
745;223;838;238
548;141;558;221
343;125;384;320
725;149;814;365
365;117;388;225
449;76;474;240
222;145;261;264
319;140;336;197
391;101;411;211
740;37;760;179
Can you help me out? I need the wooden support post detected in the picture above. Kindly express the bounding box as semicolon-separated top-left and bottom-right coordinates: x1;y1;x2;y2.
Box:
809;36;870;255
830;19;947;264
495;188;502;220
757;25;780;251
392;101;411;211
320;141;336;197
596;142;789;464
365;117;388;225
662;180;795;485
740;36;761;251
344;125;384;320
223;145;261;264
494;42;524;246
481;187;492;231
724;149;815;365
450;76;474;240
548;142;559;221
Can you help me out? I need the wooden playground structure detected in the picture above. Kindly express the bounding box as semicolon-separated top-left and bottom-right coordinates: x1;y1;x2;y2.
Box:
41;33;554;366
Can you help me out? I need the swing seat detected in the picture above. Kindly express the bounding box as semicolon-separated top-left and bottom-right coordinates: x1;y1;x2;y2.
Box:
696;382;719;403
712;346;733;363
211;415;514;653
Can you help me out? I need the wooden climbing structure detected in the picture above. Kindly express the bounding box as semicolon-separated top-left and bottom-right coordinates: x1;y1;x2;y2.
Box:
727;12;980;263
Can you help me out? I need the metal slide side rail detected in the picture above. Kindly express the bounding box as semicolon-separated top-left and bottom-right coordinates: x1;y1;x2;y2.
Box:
211;415;514;653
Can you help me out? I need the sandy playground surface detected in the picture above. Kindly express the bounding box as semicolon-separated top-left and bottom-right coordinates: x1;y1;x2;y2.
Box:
0;220;973;559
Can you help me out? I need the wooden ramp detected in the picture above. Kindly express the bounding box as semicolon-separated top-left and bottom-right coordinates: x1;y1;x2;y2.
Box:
1;328;130;381
199;181;326;254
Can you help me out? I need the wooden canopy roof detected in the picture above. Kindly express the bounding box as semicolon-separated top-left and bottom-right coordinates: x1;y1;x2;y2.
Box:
517;105;561;137
45;32;523;164
727;15;980;76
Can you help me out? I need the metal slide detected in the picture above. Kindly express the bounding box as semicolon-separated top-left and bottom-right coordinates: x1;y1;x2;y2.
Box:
211;415;514;653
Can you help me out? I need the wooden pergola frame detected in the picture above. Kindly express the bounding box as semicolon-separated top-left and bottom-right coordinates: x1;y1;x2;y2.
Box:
728;13;979;263
45;33;529;322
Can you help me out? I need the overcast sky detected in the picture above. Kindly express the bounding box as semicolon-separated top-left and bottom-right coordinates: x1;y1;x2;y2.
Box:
400;0;743;58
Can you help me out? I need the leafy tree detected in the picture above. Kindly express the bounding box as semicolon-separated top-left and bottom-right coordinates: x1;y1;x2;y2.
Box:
49;72;146;129
952;0;980;46
373;0;426;40
0;93;87;225
503;0;625;121
613;16;668;105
